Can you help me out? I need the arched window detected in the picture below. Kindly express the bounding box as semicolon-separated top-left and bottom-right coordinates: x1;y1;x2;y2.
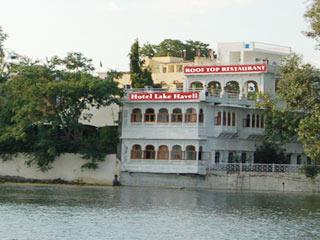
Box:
245;81;259;100
208;81;221;96
215;112;221;125
185;108;197;123
171;145;182;160
131;145;142;159
232;112;236;126
190;81;203;90
131;108;142;122
256;114;260;128
199;109;204;123
227;112;231;126
144;145;155;159
144;108;155;122
186;145;196;160
252;114;255;128
225;81;240;98
157;108;169;123
157;145;169;160
171;108;183;123
223;111;227;126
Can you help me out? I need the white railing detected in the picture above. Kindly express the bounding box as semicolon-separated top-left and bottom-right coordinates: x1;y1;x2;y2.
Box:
252;42;291;54
207;163;304;173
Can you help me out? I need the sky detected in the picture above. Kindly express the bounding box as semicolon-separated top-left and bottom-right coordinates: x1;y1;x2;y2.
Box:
1;0;319;71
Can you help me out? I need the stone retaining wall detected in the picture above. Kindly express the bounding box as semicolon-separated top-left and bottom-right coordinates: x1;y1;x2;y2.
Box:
120;171;320;192
0;154;119;185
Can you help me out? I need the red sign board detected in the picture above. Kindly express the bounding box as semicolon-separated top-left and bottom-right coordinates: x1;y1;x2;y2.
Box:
128;92;199;101
184;64;267;75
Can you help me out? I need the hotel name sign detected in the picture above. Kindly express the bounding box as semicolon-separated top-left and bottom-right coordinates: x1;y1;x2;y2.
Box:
129;92;199;101
184;64;267;75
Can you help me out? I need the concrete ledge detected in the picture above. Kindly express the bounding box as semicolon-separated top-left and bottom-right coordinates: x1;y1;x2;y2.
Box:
120;171;320;192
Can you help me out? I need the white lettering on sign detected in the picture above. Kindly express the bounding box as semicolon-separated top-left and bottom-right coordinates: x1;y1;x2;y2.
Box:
184;64;267;75
128;92;199;101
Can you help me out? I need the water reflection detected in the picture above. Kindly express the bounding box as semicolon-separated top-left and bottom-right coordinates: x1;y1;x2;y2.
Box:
0;184;319;240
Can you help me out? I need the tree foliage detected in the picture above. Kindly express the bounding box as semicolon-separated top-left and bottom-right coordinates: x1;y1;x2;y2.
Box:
129;39;153;88
262;54;320;163
304;0;320;44
254;143;287;164
140;39;212;60
0;52;121;170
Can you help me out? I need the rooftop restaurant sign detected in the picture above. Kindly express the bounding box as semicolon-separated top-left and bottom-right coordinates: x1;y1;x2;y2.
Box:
129;92;199;101
184;64;267;75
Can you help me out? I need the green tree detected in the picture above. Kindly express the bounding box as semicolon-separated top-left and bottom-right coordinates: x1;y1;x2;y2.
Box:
129;39;153;88
304;0;320;44
140;39;211;60
0;55;121;170
0;26;8;83
254;143;287;164
184;40;210;60
262;54;320;163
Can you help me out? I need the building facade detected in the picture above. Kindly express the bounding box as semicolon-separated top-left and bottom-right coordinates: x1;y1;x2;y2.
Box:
120;42;307;175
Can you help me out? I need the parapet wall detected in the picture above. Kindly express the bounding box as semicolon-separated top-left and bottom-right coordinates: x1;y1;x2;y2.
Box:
0;154;119;185
120;171;320;193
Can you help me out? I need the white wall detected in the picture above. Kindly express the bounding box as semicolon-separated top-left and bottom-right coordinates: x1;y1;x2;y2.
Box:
0;154;119;185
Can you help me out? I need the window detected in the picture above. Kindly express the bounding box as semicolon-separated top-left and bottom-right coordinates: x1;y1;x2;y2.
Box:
185;108;197;123
228;152;234;163
261;115;264;128
157;145;169;160
215;112;221;125
285;154;291;164
144;108;155;122
215;152;220;163
252;114;255;128
241;152;247;163
131;145;142;159
144;145;155;159
199;109;204;123
227;112;231;126
168;65;175;73
171;145;182;160
232;112;236;126
244;114;250;127
162;67;167;73
176;65;183;72
297;155;301;165
131;108;142;122
198;146;203;160
186;145;196;160
171;108;183;123
157;108;169;123
256;114;260;128
223;111;227;126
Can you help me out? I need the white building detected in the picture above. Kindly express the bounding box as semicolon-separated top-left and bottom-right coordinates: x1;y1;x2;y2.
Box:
120;42;307;175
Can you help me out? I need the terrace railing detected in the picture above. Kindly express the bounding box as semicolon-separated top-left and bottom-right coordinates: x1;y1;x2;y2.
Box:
207;163;305;173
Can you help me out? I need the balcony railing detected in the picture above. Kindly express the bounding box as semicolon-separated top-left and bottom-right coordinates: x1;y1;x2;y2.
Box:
207;163;307;173
131;151;210;161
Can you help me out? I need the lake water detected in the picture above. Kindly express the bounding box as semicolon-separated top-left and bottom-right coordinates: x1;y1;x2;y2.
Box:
0;184;319;240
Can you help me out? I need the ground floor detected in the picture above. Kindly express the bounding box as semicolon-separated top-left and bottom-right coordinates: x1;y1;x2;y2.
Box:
121;138;306;175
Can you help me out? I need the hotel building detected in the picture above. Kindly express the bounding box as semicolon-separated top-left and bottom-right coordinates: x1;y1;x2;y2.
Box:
120;42;307;175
